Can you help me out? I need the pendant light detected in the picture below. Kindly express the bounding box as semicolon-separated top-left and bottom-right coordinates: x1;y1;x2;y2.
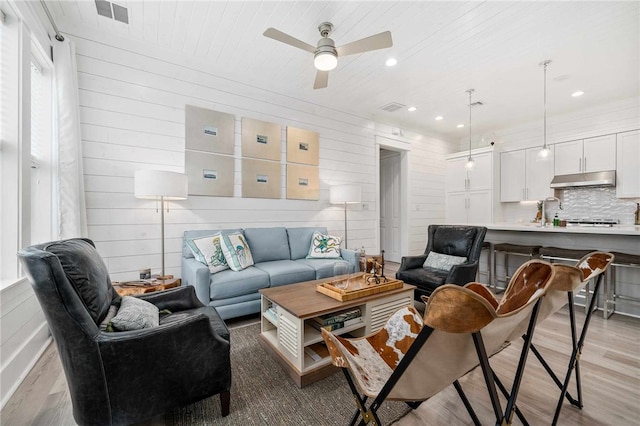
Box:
537;60;553;160
464;88;475;170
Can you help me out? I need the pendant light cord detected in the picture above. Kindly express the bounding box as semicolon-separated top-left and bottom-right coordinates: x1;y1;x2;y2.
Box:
543;62;547;149
540;60;551;150
466;88;474;161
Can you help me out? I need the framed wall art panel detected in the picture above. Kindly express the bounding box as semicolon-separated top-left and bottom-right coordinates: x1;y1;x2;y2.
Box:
185;151;234;197
242;159;281;199
286;164;319;200
241;117;281;161
185;105;235;155
286;126;319;165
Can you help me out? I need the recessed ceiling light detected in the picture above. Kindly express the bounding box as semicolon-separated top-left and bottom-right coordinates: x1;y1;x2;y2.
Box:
385;58;397;67
435;115;443;121
408;106;417;112
457;124;464;128
571;91;584;97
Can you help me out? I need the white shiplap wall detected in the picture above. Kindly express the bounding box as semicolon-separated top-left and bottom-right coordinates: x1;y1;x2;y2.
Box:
72;33;451;281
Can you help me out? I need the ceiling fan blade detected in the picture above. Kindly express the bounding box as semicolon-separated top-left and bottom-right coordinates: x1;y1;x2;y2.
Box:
336;31;393;56
313;70;329;89
263;28;316;54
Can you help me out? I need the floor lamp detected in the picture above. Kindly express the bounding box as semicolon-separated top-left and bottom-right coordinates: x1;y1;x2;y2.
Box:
134;170;188;279
330;184;362;249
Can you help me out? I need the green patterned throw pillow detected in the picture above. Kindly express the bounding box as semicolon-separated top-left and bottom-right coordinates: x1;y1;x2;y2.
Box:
186;233;230;273
220;232;254;271
306;232;342;259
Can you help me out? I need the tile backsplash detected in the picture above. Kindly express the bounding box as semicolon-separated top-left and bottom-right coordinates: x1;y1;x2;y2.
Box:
557;188;638;225
502;188;639;225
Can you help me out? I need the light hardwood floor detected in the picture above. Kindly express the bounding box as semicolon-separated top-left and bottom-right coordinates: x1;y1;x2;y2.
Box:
2;265;639;425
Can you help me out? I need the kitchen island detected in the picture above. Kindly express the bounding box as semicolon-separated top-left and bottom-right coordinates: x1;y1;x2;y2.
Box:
477;223;640;317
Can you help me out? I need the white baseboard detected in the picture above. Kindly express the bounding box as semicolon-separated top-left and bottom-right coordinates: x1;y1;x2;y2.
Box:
0;323;51;409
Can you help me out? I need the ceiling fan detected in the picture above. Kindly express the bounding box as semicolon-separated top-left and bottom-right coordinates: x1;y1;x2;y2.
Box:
263;22;393;89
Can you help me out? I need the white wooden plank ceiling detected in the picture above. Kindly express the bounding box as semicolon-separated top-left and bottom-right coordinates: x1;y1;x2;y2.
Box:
44;1;639;139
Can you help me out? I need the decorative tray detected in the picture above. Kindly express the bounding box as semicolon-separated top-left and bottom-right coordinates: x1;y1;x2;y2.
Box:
316;273;403;301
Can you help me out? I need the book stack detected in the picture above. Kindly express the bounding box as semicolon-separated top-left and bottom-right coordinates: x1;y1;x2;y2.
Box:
309;307;362;332
265;304;279;324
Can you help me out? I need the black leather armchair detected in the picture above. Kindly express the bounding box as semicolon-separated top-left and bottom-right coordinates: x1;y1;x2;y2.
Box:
18;238;231;426
396;225;487;301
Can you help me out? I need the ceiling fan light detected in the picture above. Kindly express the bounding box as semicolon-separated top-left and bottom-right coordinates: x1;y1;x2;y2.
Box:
314;51;337;71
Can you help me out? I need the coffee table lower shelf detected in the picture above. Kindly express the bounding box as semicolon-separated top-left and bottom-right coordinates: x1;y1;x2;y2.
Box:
258;333;338;388
259;279;415;388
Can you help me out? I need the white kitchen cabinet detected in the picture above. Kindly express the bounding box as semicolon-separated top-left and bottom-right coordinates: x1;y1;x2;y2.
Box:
500;150;526;202
446;157;469;193
468;153;492;191
616;130;640;198
583;134;617;172
525;148;555;200
446;147;496;224
554;135;616;175
501;147;554;202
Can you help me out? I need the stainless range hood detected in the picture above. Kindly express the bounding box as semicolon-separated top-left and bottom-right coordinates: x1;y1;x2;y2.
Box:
550;170;616;188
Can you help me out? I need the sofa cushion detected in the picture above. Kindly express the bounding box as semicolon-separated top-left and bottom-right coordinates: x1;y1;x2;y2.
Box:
297;258;355;279
210;267;269;300
432;226;477;258
183;229;241;258
307;232;342;259
423;252;467;271
221;232;254;271
253;260;316;287
186;233;230;273
396;267;449;295
243;227;290;263
287;227;328;260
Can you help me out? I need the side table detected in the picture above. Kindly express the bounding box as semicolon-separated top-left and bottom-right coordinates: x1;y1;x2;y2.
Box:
112;278;181;296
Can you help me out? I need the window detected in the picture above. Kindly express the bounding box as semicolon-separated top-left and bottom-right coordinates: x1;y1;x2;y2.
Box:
30;54;55;245
0;4;56;288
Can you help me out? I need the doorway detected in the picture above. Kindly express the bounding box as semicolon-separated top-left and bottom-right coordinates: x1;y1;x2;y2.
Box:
380;149;401;262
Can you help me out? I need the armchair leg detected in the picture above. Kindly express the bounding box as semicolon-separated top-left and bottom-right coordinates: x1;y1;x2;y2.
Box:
220;391;230;417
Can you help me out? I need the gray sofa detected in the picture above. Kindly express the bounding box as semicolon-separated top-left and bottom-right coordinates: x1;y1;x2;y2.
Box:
182;227;359;319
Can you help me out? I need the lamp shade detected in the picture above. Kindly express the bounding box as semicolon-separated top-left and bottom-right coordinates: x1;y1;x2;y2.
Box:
134;170;188;200
330;185;361;204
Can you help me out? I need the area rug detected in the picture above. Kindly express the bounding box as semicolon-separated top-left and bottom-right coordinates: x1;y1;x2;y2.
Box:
166;322;410;425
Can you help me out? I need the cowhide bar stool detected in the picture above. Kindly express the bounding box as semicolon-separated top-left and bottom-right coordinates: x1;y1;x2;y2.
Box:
540;247;595;313
603;251;640;319
493;243;541;291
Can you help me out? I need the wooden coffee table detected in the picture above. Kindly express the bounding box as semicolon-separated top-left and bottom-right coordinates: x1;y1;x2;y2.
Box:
259;276;415;387
112;278;181;296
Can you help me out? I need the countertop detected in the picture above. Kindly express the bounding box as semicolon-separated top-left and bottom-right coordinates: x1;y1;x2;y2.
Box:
481;223;640;236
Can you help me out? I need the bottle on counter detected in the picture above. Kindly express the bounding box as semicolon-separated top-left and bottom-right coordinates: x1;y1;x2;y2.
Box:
635;203;640;225
553;213;560;227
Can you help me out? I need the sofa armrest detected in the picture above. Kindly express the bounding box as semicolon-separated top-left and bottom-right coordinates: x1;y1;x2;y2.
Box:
446;261;479;286
341;248;359;272
398;254;428;272
181;257;211;305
